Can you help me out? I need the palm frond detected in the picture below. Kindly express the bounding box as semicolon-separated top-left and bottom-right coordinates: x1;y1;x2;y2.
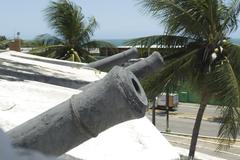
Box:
207;61;240;148
78;17;98;45
126;35;189;48
224;42;240;80
142;48;199;98
44;0;84;46
138;0;215;39
222;0;240;33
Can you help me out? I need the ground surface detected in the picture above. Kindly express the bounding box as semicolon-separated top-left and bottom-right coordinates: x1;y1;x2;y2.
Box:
146;103;240;160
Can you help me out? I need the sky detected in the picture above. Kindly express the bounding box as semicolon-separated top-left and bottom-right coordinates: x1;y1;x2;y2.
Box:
0;0;239;40
0;0;163;40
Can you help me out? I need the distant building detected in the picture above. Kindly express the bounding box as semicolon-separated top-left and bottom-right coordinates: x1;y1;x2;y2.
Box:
9;39;21;52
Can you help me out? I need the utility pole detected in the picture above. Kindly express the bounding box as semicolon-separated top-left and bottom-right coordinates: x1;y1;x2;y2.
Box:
166;89;170;132
152;97;158;125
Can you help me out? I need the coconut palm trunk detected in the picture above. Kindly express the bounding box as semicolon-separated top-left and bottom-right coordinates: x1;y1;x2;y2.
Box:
188;93;210;159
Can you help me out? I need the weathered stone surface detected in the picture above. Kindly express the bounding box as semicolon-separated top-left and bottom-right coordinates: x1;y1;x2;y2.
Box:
7;66;148;156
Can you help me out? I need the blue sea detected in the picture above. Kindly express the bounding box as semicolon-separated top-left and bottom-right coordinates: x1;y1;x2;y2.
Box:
230;38;240;45
103;38;240;46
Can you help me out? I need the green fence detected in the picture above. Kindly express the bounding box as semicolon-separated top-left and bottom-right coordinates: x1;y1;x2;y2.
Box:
177;83;220;105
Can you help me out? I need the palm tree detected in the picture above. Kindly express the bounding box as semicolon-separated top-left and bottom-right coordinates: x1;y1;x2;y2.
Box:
127;0;240;159
30;0;115;62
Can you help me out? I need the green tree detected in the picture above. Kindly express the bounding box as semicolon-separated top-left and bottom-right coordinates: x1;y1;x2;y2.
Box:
0;36;11;49
0;35;6;41
128;0;240;159
30;0;115;62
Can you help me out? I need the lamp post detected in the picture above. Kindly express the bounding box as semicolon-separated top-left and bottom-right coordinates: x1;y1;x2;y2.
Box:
166;89;171;132
152;97;158;125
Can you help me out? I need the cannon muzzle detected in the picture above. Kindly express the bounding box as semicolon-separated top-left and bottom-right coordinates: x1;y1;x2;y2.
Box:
7;66;148;156
86;48;138;71
126;51;164;80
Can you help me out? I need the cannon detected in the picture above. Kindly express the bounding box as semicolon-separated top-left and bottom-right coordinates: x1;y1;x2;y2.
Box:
7;66;148;156
0;129;56;160
126;51;164;80
78;51;164;92
86;48;138;71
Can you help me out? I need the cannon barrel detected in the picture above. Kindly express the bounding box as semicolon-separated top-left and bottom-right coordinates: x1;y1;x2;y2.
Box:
7;66;148;156
126;51;164;80
78;52;164;92
86;48;138;71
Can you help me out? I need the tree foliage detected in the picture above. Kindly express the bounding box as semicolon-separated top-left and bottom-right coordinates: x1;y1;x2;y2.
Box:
128;0;240;156
30;0;115;62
